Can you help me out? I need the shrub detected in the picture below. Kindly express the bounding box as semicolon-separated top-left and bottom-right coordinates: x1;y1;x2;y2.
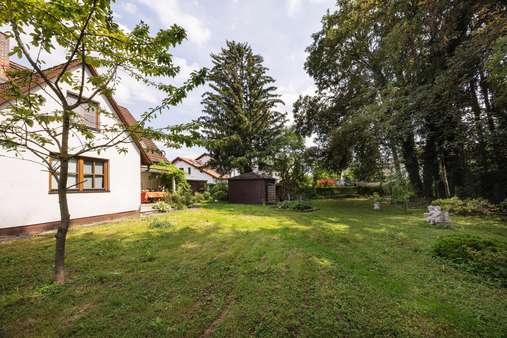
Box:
153;201;171;213
277;200;314;211
203;191;211;201
314;186;358;199
149;219;172;228
194;192;205;203
164;192;194;209
356;185;384;196
497;199;507;215
209;182;228;201
432;235;507;286
432;197;494;216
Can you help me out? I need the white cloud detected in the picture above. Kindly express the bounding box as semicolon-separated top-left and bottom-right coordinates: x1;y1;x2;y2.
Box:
287;0;329;17
278;83;316;122
114;71;163;106
122;2;138;14
136;0;211;45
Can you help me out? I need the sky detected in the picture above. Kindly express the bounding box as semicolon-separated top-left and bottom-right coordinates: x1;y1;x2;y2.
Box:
11;0;336;160
111;0;335;159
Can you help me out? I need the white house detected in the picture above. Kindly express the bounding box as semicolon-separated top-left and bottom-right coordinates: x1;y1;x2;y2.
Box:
0;33;160;235
172;154;228;192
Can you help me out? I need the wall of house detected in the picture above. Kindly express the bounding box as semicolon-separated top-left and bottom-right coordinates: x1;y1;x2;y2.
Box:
173;159;220;184
0;67;141;229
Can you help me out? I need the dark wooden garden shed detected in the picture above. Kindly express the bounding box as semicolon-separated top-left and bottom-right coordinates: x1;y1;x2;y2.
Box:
228;172;277;204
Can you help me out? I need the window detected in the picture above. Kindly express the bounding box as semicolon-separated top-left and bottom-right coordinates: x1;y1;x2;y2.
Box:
68;92;100;130
49;156;109;192
188;167;191;175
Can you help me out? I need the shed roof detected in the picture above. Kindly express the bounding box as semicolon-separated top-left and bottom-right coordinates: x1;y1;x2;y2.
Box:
229;172;275;181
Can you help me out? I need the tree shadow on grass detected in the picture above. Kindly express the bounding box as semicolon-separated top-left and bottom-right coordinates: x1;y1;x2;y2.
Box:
1;200;506;337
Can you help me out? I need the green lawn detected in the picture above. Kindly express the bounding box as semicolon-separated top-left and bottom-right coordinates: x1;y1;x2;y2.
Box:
1;199;506;337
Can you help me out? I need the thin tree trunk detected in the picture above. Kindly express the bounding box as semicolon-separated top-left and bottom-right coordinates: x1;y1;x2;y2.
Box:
54;107;71;284
401;132;423;195
440;158;450;198
422;135;438;198
55;187;70;284
390;141;402;177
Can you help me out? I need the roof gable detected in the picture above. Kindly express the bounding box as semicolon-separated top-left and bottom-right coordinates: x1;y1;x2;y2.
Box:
0;60;163;165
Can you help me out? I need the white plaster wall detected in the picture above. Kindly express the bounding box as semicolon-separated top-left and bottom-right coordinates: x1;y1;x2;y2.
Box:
173;160;220;184
0;66;141;228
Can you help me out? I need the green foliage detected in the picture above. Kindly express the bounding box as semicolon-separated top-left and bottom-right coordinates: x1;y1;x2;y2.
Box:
295;0;507;202
276;200;314;212
273;128;309;199
209;182;228;201
164;192;193;209
193;192;205;204
313;186;358;199
432;235;507;287
201;41;287;173
149;219;172;229
153;201;171;213
497;199;507;215
154;162;187;190
432;197;494;216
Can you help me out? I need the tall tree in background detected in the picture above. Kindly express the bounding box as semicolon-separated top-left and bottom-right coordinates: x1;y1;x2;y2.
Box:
0;0;205;283
272;127;308;199
201;41;286;174
295;0;506;201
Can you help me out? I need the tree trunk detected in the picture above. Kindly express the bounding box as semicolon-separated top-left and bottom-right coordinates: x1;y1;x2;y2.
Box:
54;185;70;284
401;132;423;195
439;158;450;198
54;107;71;284
390;141;402;177
422;135;438;198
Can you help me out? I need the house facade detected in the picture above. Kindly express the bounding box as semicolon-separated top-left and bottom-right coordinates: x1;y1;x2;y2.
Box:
0;35;152;235
172;154;228;192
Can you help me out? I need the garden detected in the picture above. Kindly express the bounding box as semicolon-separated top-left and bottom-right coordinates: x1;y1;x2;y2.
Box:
1;199;506;337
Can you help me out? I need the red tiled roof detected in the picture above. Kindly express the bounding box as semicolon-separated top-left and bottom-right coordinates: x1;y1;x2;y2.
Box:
171;156;228;179
117;105;167;164
0;60;163;165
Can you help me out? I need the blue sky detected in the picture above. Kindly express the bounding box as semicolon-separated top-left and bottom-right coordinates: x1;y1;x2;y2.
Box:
112;0;335;159
9;0;335;159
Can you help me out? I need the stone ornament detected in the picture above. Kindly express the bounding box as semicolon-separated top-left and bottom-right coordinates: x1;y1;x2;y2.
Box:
424;205;450;225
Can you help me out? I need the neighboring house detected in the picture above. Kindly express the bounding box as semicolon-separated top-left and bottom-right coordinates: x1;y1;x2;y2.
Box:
0;33;156;235
172;154;228;192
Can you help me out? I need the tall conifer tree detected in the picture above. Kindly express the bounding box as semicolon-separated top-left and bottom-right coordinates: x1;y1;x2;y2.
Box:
201;41;286;174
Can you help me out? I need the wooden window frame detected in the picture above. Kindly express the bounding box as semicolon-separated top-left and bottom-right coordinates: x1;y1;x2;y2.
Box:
67;91;101;131
49;155;110;194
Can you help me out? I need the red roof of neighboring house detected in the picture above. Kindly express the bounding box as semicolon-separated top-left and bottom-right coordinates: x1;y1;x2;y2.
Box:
0;60;165;165
172;156;228;179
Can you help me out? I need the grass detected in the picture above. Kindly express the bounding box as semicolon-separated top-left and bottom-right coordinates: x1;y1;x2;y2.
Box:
1;199;506;337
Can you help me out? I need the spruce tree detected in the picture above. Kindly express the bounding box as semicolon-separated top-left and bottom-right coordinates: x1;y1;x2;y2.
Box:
201;41;286;174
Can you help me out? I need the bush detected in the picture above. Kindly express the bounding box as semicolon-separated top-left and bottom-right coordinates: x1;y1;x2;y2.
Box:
277;200;314;211
149;219;172;228
153;201;171;213
203;191;211;201
209;182;228;201
432;197;494;216
356;185;384;196
314;186;358;199
194;192;205;203
163;192;193;209
432;235;507;286
496;199;507;215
